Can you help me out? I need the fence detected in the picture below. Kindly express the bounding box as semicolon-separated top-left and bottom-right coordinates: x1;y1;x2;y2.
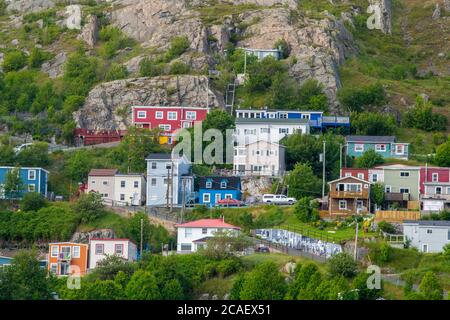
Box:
279;224;342;244
375;210;420;223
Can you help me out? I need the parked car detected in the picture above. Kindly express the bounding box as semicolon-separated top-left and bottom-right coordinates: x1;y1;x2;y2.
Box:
216;198;244;207
262;194;296;205
255;244;270;253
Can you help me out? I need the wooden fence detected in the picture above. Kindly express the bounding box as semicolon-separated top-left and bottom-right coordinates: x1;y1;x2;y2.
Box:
375;210;420;223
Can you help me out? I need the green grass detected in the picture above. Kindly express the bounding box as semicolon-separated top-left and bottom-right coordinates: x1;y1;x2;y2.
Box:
383;282;405;300
195;275;236;298
241;252;326;272
78;211;130;237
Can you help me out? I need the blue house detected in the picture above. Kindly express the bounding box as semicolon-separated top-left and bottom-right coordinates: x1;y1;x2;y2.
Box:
234;108;350;130
198;176;241;207
345;136;409;160
0;166;49;199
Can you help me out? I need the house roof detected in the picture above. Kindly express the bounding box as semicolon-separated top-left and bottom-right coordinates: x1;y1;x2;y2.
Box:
235;118;310;125
88;169;118;176
199;176;241;190
403;220;450;227
236;108;323;114
90;238;136;245
48;242;89;246
345;135;396;143
375;164;421;170
145;153;172;160
328;175;371;185
0;166;50;174
192;237;214;243
175;218;241;230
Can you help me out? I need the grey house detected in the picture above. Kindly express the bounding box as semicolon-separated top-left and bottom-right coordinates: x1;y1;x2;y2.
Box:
146;153;194;207
403;220;450;253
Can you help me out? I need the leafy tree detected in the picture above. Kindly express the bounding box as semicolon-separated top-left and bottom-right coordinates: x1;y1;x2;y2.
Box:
201;230;251;260
351;112;396;136
352;272;383;300
273;38;290;59
105;63;129;81
75;192;105;223
356;149;384;168
337;83;386;112
63;51;98;97
90;255;136;281
287;163;322;199
246;56;287;92
16;142;49;167
293;197;320;222
20;192;47;212
4;167;24;199
370;183;385;210
377;221;396;234
286;263;322;299
239;261;287;300
418;271;443;300
328;252;358;278
161;279;184;300
125;270;161;300
2;50;28;72
0;143;15;165
229;273;246;299
402;96;448;132
297;79;328;111
64;149;93;182
434;140;450;167
0;250;54;300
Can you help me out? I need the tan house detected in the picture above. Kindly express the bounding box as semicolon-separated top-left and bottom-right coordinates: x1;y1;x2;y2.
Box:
87;169;118;203
328;176;371;216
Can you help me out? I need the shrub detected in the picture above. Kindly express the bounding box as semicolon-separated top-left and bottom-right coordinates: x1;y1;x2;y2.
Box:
402;96;448;132
328;253;358;278
2;50;28;72
350;112;396;136
75;192;105;223
377;221;396;234
273;38;290;59
105;63;129;81
356;149;384;168
169;61;190;75
379;242;392;263
337;83;386;112
28;48;52;69
434;140;450;167
139;58;165;77
165;36;190;61
293;197;320;223
20;193;47;212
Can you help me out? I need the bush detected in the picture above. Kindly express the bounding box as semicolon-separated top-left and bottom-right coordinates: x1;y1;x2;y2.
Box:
75;192;105;223
293;197;320;223
350;112;396;136
165;36;190;61
2;50;28;72
377;221;396;234
328;253;358;278
20;193;47;212
434;140;450;167
273;38;290;59
402;96;448;132
337;83;386;112
169;61;190;75
105;64;129;81
379;242;392;263
28;48;52;69
356;149;384;168
139;58;165;77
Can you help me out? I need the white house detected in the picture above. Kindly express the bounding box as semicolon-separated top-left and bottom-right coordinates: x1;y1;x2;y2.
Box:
113;173;146;206
175;218;241;253
89;238;138;269
87;169;118;203
234;140;286;176
234;118;310;146
403;220;450;253
146;153;194;206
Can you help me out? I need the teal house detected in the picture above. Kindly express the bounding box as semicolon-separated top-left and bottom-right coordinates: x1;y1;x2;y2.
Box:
345;136;409;160
0;166;49;199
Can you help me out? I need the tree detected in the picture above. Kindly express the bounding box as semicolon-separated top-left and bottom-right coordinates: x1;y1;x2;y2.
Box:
356;149;384;168
352;272;383;300
20;192;47;212
351;112;396;136
337;83;386;112
239;261;287;300
286;263;322;300
201;230;252;260
293;197;320;223
90;255;136;281
127;212;171;253
16;142;49;167
125;270;161;300
4;167;24;199
0;250;54;300
370;183;385;210
328;253;358;278
64;149;93;182
105;63;129;81
286;163;322;199
418;271;443;300
2;50;28;72
273;38;290;59
434;140;450;167
161;279;184;300
297;79;328;112
402;96;448;132
246;56;287;92
75;192;105;223
63;51;98;97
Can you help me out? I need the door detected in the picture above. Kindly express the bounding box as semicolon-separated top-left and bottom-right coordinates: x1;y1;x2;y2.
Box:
60;263;70;275
422;244;428;253
215;194;221;204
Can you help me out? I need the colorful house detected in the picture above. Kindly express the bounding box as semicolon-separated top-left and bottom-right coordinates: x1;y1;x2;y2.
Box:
328;176;371;216
375;164;421;202
89;238;137;269
48;242;89;277
345;136;409;160
420;166;450;213
403;220;450;253
0;166;49;199
132;106;209;144
340;168;369;181
198;176;241;207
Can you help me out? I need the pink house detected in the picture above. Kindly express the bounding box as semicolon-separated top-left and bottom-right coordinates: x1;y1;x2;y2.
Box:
419;167;450;193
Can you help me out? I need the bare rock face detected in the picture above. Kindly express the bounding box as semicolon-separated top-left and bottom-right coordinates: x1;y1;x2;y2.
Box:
41;52;67;79
237;8;357;109
368;0;392;34
5;0;55;13
71;229;115;244
77;15;99;47
111;0;208;52
74;75;223;130
432;3;441;20
445;0;450;13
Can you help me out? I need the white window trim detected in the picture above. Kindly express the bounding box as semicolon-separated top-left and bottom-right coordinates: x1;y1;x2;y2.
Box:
400;171;410;177
28;184;36;192
399;187;410;194
159;124;171;131
51;245;58;257
435;186;442;194
203;193;211;203
137;111;147;119
375;144;386;152
72;246;80;258
339;200;347;210
167;111;178;120
50;263;58;274
155;111;164;119
432;173;439;182
354;144;364;152
186;111;197;120
28;170;36;180
385;185;391;193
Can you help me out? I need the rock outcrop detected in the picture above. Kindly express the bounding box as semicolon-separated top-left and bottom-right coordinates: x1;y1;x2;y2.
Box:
5;0;55;13
77;15;99;47
70;229;115;244
432;3;441;20
41;52;67;79
369;0;392;34
74;75;223;130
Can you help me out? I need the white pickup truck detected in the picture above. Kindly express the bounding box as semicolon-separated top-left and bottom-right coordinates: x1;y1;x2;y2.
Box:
262;194;297;205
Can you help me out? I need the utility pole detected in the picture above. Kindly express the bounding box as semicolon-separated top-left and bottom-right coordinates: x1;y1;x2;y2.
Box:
354;207;360;261
339;143;343;173
322;140;326;199
166;165;170;209
181;179;186;223
170;161;174;213
140;218;143;257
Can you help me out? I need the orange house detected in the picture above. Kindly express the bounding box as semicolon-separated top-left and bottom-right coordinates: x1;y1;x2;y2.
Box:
47;242;89;277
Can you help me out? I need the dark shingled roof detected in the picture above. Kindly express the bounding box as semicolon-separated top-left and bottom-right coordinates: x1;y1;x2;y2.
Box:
88;169;118;176
404;220;450;227
146;153;171;160
345;135;396;143
199;176;241;190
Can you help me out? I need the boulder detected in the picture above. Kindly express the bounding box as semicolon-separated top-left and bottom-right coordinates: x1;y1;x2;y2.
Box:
432;3;441;20
5;0;55;14
77;15;99;47
70;229;115;244
41;52;67;79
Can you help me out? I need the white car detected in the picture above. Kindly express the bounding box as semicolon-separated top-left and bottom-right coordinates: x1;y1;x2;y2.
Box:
262;194;297;205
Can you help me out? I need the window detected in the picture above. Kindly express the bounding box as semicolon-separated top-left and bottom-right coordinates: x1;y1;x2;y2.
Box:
302;114;310;120
422;244;428;253
205;181;212;188
155;111;163;119
354;144;364;152
357;173;364;180
184;228;192;237
220;181;227;189
400;171;410;177
163;178;168;185
120;194;125;201
95;244;104;255
279;128;289;134
202;228;208;234
225;194;232;199
167;112;177;120
357;200;364;209
181;244;192;251
375;144;386;152
51;246;58;257
244;129;256;135
103;193;108;198
279;113;287;119
203;193;210;203
50;263;57;274
137;111;146;119
73;246;80;258
427;229;432;234
28;170;36;180
120;181;125;188
432;173;439;182
345;173;352;177
186;111;196;120
436;187;442;195
385;186;391;193
165;163;172;169
182;122;191;129
447;187;450;195
28;184;35;192
115;244;123;255
339;200;347;210
151;162;157;169
215;194;221;203
134;181;139;188
159;124;171;131
372;174;378;182
103;181;108;185
260;128;270;133
400;188;410;194
395;144;405;154
448;230;450;240
151;178;157;186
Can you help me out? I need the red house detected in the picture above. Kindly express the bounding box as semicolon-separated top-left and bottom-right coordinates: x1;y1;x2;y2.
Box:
132;106;209;144
419;166;450;193
340;168;369;181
